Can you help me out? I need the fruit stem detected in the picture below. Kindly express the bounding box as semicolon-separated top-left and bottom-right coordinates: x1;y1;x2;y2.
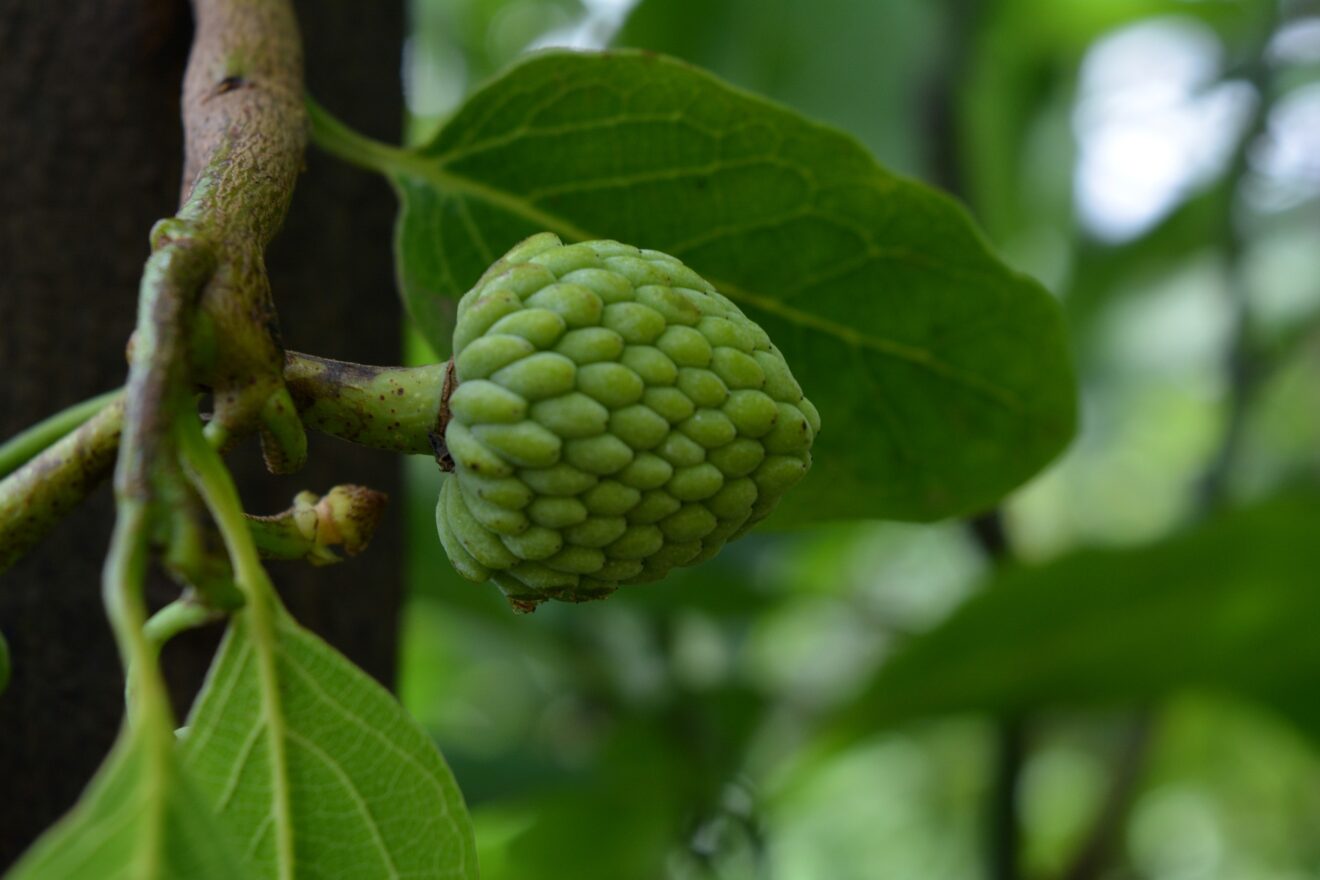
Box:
282;352;450;457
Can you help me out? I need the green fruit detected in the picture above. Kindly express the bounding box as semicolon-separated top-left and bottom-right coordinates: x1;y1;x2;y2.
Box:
436;233;817;611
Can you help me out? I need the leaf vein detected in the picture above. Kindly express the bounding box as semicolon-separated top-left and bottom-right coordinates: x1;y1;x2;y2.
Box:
273;639;467;876
285;728;401;879
521;155;810;202
710;275;1021;410
182;637;254;762
215;716;267;813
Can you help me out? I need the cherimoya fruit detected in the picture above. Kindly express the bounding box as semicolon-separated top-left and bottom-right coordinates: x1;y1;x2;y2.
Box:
436;233;819;610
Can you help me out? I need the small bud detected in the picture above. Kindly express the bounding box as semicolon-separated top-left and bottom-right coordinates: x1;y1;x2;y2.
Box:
315;484;388;558
250;485;388;565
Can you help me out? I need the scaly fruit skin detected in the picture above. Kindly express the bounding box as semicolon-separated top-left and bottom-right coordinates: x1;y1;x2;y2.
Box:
436;233;819;610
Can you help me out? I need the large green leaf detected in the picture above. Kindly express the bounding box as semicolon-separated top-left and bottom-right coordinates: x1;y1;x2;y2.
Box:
831;494;1320;743
316;50;1076;523
8;728;252;880
179;607;478;880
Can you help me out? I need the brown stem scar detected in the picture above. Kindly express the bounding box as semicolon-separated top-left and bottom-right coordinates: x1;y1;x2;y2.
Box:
214;75;246;96
429;356;457;472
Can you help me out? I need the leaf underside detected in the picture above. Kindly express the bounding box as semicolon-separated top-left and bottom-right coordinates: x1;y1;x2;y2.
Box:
388;49;1076;524
180;608;478;880
9;729;251;880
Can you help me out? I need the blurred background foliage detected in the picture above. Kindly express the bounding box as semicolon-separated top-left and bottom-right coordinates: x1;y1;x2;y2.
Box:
393;0;1320;876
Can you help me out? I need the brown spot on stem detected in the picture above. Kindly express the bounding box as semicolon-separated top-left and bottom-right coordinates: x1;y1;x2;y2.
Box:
427;356;459;471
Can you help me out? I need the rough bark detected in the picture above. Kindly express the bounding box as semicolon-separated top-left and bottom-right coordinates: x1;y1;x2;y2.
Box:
0;0;404;865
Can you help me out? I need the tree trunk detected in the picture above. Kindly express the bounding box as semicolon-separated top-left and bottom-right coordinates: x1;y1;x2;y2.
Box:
0;0;405;865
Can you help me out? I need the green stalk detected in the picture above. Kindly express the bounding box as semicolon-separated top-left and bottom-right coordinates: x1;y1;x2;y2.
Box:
176;415;274;618
176;410;296;879
100;496;178;874
144;598;224;652
103;500;176;725
305;96;413;176
0;388;123;480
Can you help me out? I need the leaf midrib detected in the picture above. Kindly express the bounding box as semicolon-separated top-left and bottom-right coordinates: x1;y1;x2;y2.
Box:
247;603;297;879
389;151;1023;411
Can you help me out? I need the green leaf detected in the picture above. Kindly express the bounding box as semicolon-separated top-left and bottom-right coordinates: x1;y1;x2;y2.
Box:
8;727;252;879
316;50;1076;523
831;494;1320;743
179;606;478;880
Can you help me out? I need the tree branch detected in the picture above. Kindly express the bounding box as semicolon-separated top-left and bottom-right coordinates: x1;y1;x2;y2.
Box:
0;389;123;481
968;509;1025;880
180;0;304;232
1059;714;1155;880
92;0;309;708
0;353;447;573
170;0;308;472
0;397;125;572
